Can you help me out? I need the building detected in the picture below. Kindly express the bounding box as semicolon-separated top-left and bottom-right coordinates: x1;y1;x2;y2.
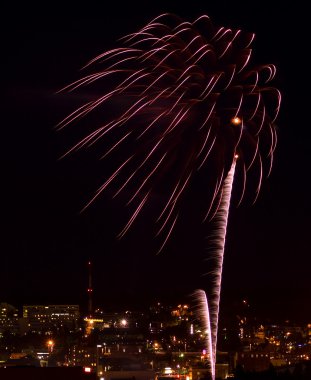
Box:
236;351;271;372
0;303;19;336
23;305;80;334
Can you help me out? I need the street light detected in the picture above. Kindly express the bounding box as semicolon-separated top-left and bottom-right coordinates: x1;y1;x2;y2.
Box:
120;319;127;327
47;340;54;353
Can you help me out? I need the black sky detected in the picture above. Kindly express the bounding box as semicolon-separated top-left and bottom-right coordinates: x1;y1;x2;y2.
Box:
2;1;311;321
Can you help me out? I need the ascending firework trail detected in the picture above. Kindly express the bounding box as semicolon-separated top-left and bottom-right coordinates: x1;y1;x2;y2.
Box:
58;14;281;379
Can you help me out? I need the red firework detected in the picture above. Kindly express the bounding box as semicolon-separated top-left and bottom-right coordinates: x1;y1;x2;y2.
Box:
58;14;281;250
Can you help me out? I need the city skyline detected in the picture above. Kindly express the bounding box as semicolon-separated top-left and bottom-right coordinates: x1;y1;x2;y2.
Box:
2;297;310;379
2;1;310;322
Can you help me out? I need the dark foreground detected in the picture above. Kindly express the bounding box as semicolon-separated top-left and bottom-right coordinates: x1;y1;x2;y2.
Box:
0;366;97;380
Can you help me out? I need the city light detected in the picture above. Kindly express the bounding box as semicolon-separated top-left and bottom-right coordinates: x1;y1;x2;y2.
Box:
1;299;310;375
164;367;173;375
47;339;54;353
120;319;127;327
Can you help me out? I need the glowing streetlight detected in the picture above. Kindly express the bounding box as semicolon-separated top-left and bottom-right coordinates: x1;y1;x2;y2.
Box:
47;340;54;353
120;319;127;327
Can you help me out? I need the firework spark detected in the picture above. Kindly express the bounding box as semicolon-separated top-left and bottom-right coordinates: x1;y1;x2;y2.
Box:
58;13;280;250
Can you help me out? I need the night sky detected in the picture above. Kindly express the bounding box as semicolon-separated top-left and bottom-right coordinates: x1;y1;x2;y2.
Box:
2;1;310;321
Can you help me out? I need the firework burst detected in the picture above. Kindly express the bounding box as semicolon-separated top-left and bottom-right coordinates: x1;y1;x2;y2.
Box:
58;13;280;251
59;14;280;379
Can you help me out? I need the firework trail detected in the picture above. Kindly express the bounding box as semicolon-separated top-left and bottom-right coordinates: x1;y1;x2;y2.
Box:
192;161;235;380
58;14;280;376
205;159;236;379
193;289;214;380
